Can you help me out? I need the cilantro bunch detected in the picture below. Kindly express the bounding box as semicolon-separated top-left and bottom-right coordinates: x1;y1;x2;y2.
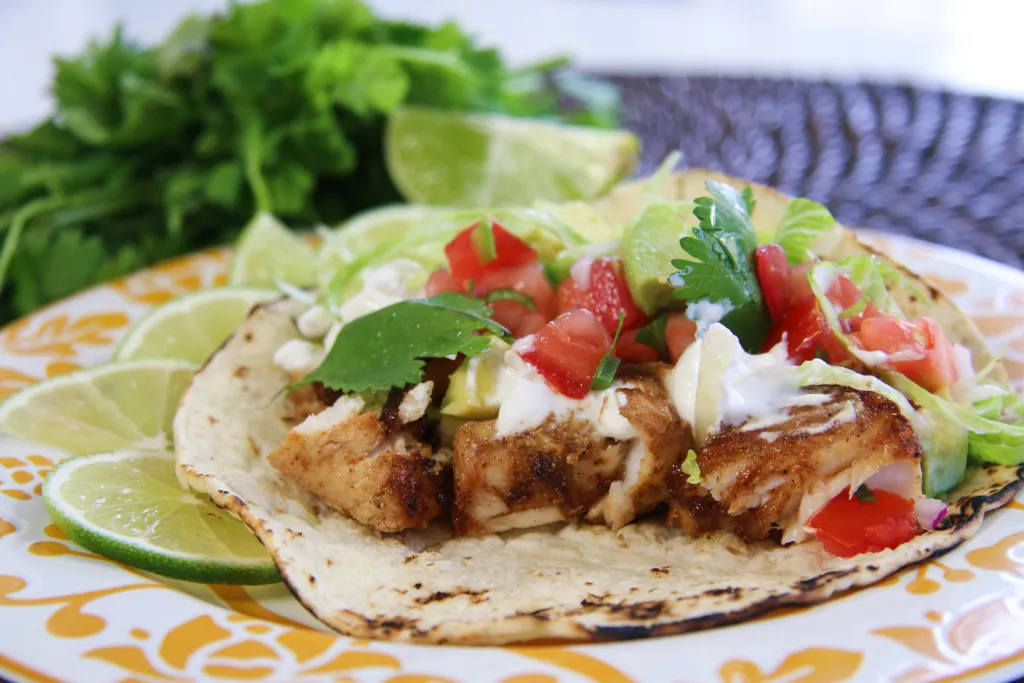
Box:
0;0;619;322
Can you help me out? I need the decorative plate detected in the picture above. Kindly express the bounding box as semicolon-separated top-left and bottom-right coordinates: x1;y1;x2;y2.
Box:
1;234;1023;683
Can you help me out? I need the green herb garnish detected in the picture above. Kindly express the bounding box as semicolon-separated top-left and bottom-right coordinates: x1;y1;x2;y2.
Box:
634;315;669;357
681;449;702;484
303;292;508;393
668;181;771;351
854;485;877;502
472;219;498;264
483;288;536;311
590;313;625;391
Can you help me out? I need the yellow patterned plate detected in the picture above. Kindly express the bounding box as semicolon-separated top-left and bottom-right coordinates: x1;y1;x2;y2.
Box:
1;236;1024;683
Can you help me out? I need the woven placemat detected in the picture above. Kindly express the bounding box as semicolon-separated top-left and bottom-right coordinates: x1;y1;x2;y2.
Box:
613;76;1024;269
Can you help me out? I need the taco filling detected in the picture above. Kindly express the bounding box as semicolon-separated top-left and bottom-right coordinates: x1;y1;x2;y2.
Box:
257;179;1013;560
175;168;1024;644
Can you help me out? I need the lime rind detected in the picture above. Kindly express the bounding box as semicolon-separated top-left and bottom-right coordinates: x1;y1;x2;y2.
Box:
43;450;279;585
113;287;277;364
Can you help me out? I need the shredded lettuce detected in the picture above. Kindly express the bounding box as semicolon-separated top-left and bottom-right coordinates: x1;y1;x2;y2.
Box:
886;372;1024;467
806;257;910;366
773;198;836;265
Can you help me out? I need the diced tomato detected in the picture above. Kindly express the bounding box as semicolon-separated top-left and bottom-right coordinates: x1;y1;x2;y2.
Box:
555;258;648;334
762;298;831;362
614;328;661;363
425;269;465;296
521;309;612;399
807;487;921;557
826;274;863;310
855;315;958;392
790;264;815;308
489;301;548;338
473;263;557;320
665;312;698;363
755;245;792;322
444;221;537;283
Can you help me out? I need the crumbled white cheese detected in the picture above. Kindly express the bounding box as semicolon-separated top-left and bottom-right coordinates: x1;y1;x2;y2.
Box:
295;395;365;435
273;339;324;376
336;258;426;324
296;305;336;339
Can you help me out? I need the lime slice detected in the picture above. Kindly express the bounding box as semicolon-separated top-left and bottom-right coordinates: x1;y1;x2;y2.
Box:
317;204;441;286
44;450;279;584
385;107;640;207
0;360;195;454
230;212;317;287
620;201;697;314
114;288;277;364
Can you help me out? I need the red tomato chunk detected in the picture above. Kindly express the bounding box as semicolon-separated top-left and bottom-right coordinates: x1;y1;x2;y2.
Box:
556;258;648;334
807;487;921;557
521;309;612;399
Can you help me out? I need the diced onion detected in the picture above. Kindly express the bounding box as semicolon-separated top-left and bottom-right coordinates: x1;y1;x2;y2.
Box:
864;461;920;498
570;258;593;290
914;497;948;530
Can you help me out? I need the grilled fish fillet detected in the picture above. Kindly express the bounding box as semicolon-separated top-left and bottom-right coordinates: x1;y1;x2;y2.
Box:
668;385;923;543
586;367;692;529
269;382;451;532
453;367;690;535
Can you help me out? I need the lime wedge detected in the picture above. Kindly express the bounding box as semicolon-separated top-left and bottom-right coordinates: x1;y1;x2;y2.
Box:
317;204;441;286
620;201;697;314
44;450;278;584
0;360;195;454
230;212;316;287
385;107;640;207
114;288;277;364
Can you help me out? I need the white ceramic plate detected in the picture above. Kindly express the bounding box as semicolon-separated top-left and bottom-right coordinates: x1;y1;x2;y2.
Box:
1;234;1023;683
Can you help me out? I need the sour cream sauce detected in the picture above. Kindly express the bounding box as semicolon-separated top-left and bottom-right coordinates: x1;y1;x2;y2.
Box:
666;323;836;445
493;340;637;440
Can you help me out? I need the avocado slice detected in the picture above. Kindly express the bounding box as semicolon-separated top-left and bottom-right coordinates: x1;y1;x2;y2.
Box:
440;339;509;419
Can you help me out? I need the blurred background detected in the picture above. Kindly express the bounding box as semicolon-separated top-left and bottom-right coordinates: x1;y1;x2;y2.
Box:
3;0;1024;321
5;0;1024;131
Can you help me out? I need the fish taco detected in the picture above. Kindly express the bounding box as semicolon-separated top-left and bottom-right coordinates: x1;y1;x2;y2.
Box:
175;168;1024;644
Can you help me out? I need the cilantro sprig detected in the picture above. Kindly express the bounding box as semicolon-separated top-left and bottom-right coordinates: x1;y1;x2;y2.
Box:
0;0;621;322
303;292;509;393
668;181;771;351
483;288;536;311
634;314;669;357
590;313;625;391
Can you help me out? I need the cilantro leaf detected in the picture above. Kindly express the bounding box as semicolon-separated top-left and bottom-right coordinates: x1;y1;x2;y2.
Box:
668;181;770;351
681;449;702;484
590;313;625;391
483;288;535;311
854;484;877;502
303;292;509;393
773;198;836;265
634;315;668;357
